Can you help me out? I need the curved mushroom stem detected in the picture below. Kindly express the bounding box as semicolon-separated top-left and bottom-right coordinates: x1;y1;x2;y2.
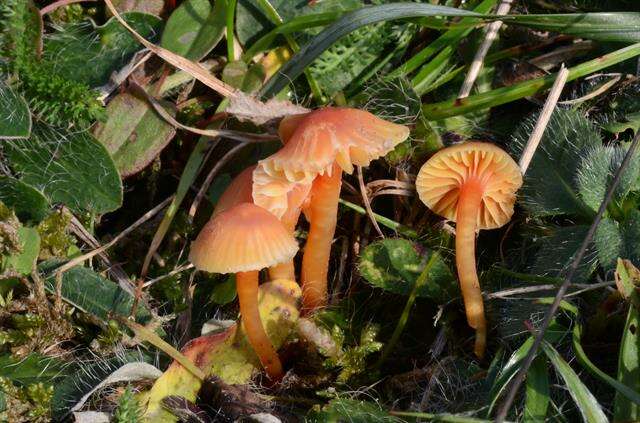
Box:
455;179;487;359
236;271;283;380
301;164;342;312
269;209;302;281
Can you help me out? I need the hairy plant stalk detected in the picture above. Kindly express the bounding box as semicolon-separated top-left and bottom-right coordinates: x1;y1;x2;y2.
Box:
456;179;486;358
236;271;283;380
301;164;342;311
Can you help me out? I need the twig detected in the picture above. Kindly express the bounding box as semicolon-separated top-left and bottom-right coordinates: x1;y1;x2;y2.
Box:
357;166;384;238
495;128;640;422
457;0;513;99
103;0;237;97
54;197;173;306
143;264;194;288
519;65;569;174
69;214;136;295
97;51;153;102
188;143;249;220
129;83;277;143
40;0;96;15
558;73;622;106
486;280;615;300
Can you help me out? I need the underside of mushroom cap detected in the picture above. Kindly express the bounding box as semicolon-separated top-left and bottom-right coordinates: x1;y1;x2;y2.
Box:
415;142;522;229
189;203;298;273
254;108;409;216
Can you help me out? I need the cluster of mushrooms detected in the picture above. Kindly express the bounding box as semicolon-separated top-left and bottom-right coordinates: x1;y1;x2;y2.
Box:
189;107;523;380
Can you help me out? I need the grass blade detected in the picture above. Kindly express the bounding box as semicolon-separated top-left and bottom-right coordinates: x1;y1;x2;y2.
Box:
423;42;640;120
541;341;608;423
523;355;550;423
259;3;480;98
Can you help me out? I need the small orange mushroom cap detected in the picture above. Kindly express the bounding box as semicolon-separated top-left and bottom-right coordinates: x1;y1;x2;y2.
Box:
189;203;298;274
415;142;522;229
254;107;409;217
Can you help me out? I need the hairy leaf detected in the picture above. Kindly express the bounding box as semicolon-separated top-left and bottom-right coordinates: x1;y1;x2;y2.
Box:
0;353;66;386
42;13;162;87
594;211;640;270
531;225;598;280
0;177;49;223
308;398;401;422
0;81;31;139
3;226;40;275
523;355;550;422
511;109;600;218
3;123;123;214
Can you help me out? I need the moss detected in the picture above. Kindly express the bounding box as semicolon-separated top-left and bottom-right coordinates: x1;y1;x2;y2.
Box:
0;377;53;423
113;385;143;423
36;209;74;260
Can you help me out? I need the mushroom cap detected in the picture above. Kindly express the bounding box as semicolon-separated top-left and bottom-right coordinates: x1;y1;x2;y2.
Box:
189;203;298;273
261;107;409;182
213;166;255;217
254;107;409;216
415;142;522;230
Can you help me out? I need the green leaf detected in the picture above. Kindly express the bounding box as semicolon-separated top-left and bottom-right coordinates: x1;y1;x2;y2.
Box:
93;91;176;177
211;274;237;305
594;211;640;270
0;81;31;139
3;123;123;214
0;177;49;224
358;238;456;302
488;336;534;414
3;227;40;275
309;19;412;97
160;0;226;61
236;0;360;47
502;13;640;43
221;61;265;93
511;109;600;218
0;353;66;386
260;3;480;98
42;13;163;87
41;265;150;322
541;341;608;423
614;260;640;421
577;144;640;212
523;355;550;423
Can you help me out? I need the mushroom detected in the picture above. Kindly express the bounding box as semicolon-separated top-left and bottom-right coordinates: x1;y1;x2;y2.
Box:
253;108;410;311
189;202;299;379
415;142;522;358
214;165;310;280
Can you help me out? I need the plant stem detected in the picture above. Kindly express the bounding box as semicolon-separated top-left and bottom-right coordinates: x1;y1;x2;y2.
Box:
338;198;418;239
226;0;238;61
376;252;440;366
423;42;640;120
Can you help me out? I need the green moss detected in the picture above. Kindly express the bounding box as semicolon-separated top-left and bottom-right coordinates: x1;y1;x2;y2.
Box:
0;377;53;423
113;385;143;423
36;209;74;260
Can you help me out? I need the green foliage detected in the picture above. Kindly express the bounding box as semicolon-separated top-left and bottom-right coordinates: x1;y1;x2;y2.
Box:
309;397;401;422
0;377;53;423
2;226;40;276
3;123;123;215
511;109;600;218
359;238;456;302
210;274;237;305
324;323;383;383
36;209;74;260
0;81;31;139
0;177;49;224
0;353;66;386
41;264;151;322
0;203;21;256
113;385;143;423
161;0;226;61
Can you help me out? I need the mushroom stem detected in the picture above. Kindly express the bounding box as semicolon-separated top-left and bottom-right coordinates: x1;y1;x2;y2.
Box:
268;209;302;281
301;164;342;311
455;179;487;359
236;271;283;380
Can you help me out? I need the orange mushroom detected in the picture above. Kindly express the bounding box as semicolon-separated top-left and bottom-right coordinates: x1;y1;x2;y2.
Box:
415;142;522;358
189;202;298;379
253;108;410;311
214;165;310;280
